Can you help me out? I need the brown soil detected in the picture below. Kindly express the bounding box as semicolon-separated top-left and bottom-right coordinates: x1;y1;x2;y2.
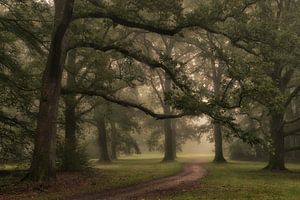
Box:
70;162;206;200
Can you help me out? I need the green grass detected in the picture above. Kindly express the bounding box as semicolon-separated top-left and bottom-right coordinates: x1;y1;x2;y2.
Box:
0;155;181;200
162;161;300;200
0;163;28;170
83;157;182;194
177;153;214;162
2;154;300;200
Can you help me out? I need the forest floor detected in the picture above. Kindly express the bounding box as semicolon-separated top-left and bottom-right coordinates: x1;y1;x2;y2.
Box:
0;155;182;200
1;154;300;200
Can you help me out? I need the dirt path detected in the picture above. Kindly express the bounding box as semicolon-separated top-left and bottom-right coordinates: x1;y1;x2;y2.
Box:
70;162;206;200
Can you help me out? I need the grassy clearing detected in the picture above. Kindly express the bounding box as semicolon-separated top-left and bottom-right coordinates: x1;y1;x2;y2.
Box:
2;154;300;200
84;157;181;194
177;153;214;162
161;161;300;200
0;155;181;200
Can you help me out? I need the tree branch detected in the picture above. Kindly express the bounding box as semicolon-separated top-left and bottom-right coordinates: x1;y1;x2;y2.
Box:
284;127;300;137
68;42;191;93
285;83;300;107
285;146;300;152
61;88;185;120
74;0;258;37
284;116;300;126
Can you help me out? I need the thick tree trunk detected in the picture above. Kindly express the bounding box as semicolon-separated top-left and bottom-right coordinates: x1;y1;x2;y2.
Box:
110;121;118;160
213;122;226;163
163;77;176;161
163;118;176;161
265;113;286;170
133;141;141;154
97;116;111;162
62;51;78;170
27;0;74;181
211;58;226;163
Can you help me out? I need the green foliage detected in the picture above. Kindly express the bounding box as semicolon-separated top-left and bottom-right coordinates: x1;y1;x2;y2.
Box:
57;143;89;171
0;0;51;163
229;140;267;161
1;0;300;173
102;0;183;26
147;117;204;152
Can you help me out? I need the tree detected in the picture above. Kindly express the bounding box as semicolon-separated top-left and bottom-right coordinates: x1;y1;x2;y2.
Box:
12;0;285;181
0;1;49;163
61;50;85;171
215;0;300;170
94;109;111;162
28;0;75;181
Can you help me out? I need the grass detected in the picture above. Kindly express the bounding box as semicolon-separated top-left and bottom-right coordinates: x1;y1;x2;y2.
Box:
0;155;181;200
161;160;300;200
177;153;214;162
2;154;300;200
83;157;182;194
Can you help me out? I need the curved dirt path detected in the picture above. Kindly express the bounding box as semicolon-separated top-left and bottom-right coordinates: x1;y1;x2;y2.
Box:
70;162;206;200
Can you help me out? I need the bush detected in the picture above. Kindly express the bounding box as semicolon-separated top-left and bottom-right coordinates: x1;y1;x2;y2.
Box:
57;143;88;171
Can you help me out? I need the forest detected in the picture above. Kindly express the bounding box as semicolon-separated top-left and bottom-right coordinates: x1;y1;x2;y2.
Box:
0;0;299;199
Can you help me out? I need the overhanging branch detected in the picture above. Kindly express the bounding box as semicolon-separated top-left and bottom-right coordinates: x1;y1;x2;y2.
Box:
61;88;186;120
68;42;191;93
285;146;300;152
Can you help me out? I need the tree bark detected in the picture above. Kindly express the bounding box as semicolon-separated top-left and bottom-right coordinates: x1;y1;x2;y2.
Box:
62;50;78;171
97;116;111;162
163;76;176;161
264;113;286;170
110;121;118;160
211;58;226;163
213;122;226;163
27;0;75;181
163;118;176;161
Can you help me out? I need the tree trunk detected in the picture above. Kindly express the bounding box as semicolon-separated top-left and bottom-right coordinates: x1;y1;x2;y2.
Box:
62;50;78;171
163;118;176;161
110;121;118;160
97;116;111;162
27;0;74;181
211;58;226;163
213;122;226;163
163;77;176;161
265;113;286;170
